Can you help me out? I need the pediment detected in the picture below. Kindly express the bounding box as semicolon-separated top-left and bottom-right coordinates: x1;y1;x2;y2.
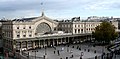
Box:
32;15;58;24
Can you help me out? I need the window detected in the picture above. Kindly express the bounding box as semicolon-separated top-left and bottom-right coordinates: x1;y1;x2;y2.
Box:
87;28;88;30
17;27;19;29
29;26;31;29
16;31;20;34
78;29;80;33
81;25;83;27
17;35;20;38
75;29;77;33
81;29;83;33
75;25;76;27
29;35;32;37
28;31;32;33
23;35;26;37
54;28;56;31
22;31;26;34
78;25;80;27
23;27;25;29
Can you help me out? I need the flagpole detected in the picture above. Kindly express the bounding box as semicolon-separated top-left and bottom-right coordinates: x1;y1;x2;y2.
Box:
41;2;44;16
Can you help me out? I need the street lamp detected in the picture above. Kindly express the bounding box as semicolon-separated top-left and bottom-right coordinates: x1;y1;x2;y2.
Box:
43;46;47;59
32;50;38;59
45;46;47;55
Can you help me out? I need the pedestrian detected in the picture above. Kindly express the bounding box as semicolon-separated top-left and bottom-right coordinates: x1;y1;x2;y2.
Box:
95;55;97;59
57;50;60;55
94;50;96;53
77;46;79;49
79;48;81;50
54;51;55;54
71;55;73;58
80;56;82;59
88;49;90;52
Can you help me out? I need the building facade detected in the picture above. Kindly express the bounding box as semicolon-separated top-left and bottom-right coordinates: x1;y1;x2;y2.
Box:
57;21;118;34
0;13;119;53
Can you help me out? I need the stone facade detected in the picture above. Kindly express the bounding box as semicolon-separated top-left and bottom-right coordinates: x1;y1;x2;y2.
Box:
57;21;118;34
0;13;119;53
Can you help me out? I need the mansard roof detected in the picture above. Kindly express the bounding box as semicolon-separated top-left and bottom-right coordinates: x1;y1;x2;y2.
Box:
12;17;38;22
12;13;58;24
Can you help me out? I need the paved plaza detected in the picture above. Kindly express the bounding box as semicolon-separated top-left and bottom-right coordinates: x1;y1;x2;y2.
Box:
25;43;110;59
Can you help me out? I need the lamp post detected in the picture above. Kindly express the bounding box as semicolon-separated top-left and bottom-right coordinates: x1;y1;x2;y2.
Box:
43;46;47;59
45;46;47;55
32;50;38;59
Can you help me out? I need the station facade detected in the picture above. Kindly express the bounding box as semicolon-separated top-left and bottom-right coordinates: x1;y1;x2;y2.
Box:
0;13;118;52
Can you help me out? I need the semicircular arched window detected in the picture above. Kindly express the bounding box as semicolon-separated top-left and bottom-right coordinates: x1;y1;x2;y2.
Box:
36;22;51;34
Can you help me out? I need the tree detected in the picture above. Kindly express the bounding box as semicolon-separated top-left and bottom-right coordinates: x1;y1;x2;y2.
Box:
92;21;118;44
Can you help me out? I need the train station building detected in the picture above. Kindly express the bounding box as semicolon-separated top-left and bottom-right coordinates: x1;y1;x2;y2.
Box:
0;12;118;53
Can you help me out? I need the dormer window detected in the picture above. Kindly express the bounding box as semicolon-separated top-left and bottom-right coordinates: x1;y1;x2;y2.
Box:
17;35;20;38
29;26;31;29
23;35;26;37
17;27;19;29
23;27;25;29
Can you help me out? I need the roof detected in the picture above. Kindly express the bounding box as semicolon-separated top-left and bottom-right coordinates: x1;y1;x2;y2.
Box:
12;17;38;22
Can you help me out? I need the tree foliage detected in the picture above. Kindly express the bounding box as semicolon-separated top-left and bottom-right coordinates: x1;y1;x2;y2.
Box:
92;21;118;43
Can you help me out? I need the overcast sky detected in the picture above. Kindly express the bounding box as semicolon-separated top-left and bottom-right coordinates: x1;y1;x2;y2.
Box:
0;0;120;19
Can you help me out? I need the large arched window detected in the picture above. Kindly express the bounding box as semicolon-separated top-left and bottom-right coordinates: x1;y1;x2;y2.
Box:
36;22;51;34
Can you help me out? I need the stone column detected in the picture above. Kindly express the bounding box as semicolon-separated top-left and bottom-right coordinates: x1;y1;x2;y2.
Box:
57;39;59;45
20;41;22;50
32;41;35;49
77;29;78;34
20;41;22;54
26;41;28;50
13;40;16;50
53;39;54;46
56;39;58;45
48;39;50;46
43;40;45;47
36;40;39;48
65;37;68;43
39;40;40;48
68;37;69;43
41;40;43;48
62;38;64;44
61;38;62;44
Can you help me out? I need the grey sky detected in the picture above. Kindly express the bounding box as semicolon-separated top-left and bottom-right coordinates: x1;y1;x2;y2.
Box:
0;0;120;19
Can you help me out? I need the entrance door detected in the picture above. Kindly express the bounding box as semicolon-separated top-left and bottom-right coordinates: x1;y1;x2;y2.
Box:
54;40;57;46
